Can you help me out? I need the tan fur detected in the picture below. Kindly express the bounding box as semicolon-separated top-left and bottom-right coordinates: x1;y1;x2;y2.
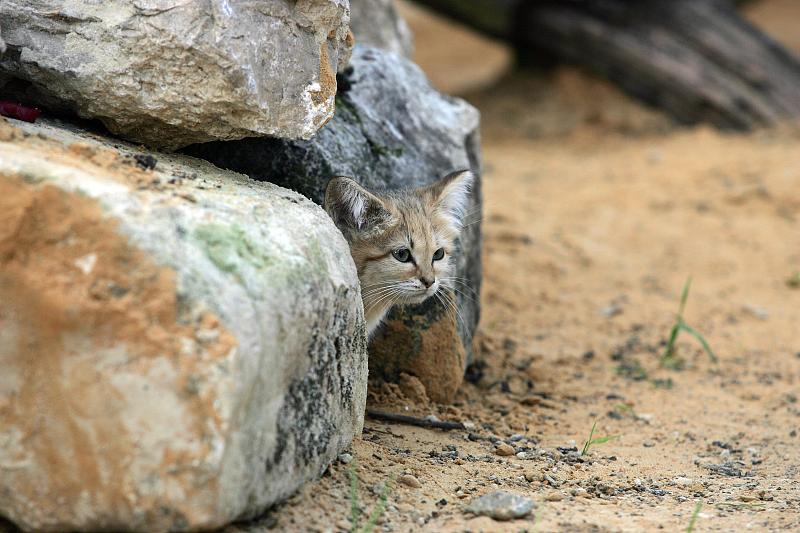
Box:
324;171;473;337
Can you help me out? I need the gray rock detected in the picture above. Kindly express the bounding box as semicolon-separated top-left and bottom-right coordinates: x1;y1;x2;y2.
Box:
465;491;535;521
0;117;367;531
338;453;354;464
0;0;353;150
349;0;413;57
186;45;482;402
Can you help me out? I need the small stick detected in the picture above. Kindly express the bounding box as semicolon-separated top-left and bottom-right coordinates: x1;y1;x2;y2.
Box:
366;409;465;431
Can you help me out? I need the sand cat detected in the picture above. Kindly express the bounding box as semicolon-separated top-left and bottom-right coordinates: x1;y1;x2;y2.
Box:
324;170;473;337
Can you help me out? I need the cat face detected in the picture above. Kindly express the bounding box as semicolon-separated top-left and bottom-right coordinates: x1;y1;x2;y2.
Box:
325;171;473;325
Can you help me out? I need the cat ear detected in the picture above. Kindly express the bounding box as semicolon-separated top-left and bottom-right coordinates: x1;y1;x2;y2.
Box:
324;176;389;231
427;170;474;228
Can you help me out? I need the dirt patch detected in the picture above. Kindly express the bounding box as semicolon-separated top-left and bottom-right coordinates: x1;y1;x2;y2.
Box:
236;1;800;531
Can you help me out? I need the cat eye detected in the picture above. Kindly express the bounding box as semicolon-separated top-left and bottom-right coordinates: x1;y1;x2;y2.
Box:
432;248;445;261
392;248;412;263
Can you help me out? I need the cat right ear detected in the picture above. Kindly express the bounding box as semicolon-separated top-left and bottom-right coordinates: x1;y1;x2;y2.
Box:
324;177;389;231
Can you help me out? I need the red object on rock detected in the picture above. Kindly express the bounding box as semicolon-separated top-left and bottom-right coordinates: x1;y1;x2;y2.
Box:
0;101;41;123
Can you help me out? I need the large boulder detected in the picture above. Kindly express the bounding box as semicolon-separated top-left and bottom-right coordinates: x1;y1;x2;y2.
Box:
0;117;367;531
349;0;413;57
0;0;353;150
185;45;482;403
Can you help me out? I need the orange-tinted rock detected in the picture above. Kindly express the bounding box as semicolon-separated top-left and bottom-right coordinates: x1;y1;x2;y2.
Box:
0;118;367;531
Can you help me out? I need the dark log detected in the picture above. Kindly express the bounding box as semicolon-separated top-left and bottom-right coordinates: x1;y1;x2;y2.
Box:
413;0;800;129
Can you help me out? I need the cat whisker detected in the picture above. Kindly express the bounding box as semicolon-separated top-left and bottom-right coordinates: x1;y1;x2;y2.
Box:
439;277;480;298
363;287;399;305
459;218;483;230
435;288;468;333
360;281;401;291
439;275;477;286
363;287;402;308
444;285;480;305
362;285;398;298
443;290;468;331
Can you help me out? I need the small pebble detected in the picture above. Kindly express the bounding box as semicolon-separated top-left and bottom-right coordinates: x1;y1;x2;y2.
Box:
338;453;353;464
465;491;534;521
398;474;422;488
545;492;563;502
743;304;769;320
544;474;561;487
495;443;515;456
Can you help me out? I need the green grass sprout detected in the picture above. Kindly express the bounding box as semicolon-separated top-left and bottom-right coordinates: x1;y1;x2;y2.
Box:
348;462;393;533
580;421;620;456
662;277;718;365
686;501;702;533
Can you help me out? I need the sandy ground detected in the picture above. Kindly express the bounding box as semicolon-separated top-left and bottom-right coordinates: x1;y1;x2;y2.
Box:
235;2;800;532
2;2;797;533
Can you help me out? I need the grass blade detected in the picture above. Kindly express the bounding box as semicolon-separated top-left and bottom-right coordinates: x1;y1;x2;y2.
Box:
588;434;620;446
349;464;360;532
663;322;682;359
678;277;692;317
581;421;597;456
661;277;718;365
361;478;393;533
680;323;719;363
686;501;702;533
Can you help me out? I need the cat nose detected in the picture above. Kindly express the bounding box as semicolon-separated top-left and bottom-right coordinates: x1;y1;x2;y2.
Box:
420;277;435;288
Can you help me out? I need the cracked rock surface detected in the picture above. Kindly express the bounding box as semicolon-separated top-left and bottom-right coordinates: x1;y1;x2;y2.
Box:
0;0;353;149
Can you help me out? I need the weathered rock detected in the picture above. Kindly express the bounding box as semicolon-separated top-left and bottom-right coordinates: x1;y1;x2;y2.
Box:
495;443;516;456
0;0;353;150
398;474;423;488
185;45;482;403
349;0;413;57
465;492;534;521
0;117;367;532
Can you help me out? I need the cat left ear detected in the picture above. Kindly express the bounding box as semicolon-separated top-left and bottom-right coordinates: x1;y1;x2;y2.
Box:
324;176;389;231
427;170;474;228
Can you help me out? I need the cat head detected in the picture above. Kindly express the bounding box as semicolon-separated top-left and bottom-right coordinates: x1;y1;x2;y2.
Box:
324;170;473;310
